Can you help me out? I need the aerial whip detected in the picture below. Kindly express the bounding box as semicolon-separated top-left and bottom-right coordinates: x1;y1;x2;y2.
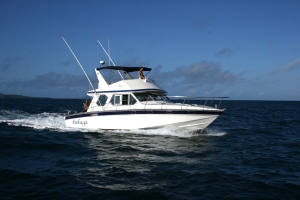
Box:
95;37;124;79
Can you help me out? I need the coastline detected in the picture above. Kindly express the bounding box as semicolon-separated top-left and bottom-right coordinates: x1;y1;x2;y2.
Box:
0;93;49;99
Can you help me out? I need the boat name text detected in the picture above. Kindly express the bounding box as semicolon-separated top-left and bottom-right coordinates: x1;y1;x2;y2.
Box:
72;119;88;126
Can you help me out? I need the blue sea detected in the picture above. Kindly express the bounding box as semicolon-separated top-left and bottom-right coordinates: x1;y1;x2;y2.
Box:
0;99;299;199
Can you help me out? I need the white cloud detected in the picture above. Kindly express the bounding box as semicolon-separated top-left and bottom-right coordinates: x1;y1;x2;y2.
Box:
150;61;242;95
215;46;240;58
5;72;89;90
284;57;300;70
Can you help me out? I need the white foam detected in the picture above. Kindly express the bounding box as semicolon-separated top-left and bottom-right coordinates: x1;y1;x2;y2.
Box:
202;127;227;136
0;110;66;130
102;126;226;138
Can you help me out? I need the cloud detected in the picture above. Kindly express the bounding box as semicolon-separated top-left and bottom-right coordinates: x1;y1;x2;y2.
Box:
1;57;24;72
2;61;241;97
215;46;240;58
150;61;242;95
215;48;233;57
268;57;300;75
156;61;240;84
6;72;89;90
61;58;74;67
284;57;300;70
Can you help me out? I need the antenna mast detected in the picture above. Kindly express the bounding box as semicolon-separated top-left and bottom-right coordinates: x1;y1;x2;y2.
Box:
96;38;116;66
95;37;124;79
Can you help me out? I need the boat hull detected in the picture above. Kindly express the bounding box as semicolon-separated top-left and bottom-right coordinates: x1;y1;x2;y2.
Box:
64;109;225;131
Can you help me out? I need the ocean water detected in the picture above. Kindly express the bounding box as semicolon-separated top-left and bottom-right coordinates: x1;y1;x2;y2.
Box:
0;98;299;199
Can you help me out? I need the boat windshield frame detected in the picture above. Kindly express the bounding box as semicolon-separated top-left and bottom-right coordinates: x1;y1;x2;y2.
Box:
132;92;170;103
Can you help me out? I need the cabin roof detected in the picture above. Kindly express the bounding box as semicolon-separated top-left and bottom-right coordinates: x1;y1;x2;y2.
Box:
96;66;152;73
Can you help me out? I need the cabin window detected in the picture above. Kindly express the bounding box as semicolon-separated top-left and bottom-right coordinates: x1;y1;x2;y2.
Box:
109;95;122;105
97;95;108;106
110;95;120;105
149;93;165;101
133;92;168;102
110;94;137;105
122;94;137;105
114;95;121;105
129;94;136;105
134;93;152;102
110;96;114;105
122;95;129;105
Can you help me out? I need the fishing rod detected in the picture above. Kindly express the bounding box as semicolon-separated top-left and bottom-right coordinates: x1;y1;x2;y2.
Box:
60;34;96;93
108;37;111;66
61;34;105;112
95;37;124;79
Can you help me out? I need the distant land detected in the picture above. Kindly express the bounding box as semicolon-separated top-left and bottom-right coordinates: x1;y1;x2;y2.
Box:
0;93;48;99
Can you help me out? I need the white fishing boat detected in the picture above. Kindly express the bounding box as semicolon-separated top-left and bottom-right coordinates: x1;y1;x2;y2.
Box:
62;36;227;131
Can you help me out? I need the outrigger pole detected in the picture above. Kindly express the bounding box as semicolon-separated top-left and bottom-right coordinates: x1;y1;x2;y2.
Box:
60;34;96;92
95;37;124;79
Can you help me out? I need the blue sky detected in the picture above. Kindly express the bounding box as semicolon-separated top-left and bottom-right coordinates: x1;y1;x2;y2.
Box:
1;0;299;100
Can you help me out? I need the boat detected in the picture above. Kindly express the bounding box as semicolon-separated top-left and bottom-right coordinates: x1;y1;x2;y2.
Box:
62;36;227;131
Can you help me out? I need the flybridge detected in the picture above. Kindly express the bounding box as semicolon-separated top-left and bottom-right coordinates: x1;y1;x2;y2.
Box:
95;65;154;84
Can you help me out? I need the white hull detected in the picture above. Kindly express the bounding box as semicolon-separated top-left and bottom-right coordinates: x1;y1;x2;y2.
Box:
65;111;224;131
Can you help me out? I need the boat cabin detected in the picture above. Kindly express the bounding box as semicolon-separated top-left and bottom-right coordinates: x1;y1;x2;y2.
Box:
86;66;167;112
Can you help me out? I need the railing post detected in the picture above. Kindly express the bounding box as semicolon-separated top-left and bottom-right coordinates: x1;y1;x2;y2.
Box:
218;98;224;109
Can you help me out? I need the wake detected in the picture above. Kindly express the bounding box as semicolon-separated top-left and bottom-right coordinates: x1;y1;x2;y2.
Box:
0;110;66;131
113;127;226;137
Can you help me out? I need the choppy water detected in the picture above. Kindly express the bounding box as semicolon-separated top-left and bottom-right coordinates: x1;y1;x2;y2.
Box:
0;99;299;199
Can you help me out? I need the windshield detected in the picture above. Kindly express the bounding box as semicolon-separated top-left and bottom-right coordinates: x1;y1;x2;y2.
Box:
133;92;170;102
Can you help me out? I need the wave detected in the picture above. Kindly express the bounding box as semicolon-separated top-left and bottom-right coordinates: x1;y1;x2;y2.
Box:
111;127;226;137
0;110;226;137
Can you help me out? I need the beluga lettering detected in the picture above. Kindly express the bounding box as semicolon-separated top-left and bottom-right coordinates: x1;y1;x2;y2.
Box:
72;119;87;126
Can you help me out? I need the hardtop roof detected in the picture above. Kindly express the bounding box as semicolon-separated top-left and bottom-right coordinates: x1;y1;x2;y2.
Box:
96;66;152;73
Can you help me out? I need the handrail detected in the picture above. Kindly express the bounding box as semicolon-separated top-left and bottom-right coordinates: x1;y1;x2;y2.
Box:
165;96;229;109
166;96;229;99
136;96;228;110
